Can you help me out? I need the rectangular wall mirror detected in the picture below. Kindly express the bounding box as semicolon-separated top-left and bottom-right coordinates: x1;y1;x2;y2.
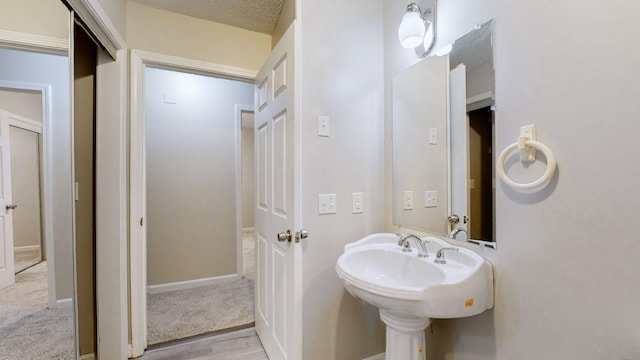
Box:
393;20;496;245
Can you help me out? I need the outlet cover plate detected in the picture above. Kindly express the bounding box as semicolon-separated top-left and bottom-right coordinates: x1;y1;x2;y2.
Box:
352;192;364;213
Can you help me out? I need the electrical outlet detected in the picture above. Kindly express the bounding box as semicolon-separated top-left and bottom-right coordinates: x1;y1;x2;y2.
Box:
352;192;364;214
318;193;337;214
403;191;414;210
424;190;438;207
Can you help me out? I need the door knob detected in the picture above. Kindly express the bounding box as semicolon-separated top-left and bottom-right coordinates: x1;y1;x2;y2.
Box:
295;229;309;243
448;214;460;224
6;204;17;211
277;230;293;242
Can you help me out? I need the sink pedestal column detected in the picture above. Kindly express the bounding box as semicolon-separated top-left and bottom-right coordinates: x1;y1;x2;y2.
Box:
379;310;431;360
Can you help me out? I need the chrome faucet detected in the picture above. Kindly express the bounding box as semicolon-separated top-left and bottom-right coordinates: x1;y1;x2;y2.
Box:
397;234;430;258
434;247;459;264
448;227;468;240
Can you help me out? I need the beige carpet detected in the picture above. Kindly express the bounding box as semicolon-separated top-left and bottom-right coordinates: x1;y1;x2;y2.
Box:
0;261;75;359
147;231;256;345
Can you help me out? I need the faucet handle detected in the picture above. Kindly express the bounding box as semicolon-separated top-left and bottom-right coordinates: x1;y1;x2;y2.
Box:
434;247;459;264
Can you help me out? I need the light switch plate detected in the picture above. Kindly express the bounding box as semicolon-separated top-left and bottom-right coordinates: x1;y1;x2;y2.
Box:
318;193;337;214
318;116;330;137
428;128;437;144
403;191;414;210
352;192;364;213
424;190;438;207
163;92;177;104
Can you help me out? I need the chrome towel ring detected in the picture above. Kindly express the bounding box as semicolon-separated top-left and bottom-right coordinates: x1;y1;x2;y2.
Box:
497;125;557;191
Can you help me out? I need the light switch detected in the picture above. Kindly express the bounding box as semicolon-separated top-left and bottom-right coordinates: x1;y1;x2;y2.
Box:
424;190;438;207
318;116;330;137
428;128;437;144
403;191;414;210
352;192;364;214
318;193;337;214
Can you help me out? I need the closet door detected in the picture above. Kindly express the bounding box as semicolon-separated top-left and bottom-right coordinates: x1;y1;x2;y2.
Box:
72;21;97;358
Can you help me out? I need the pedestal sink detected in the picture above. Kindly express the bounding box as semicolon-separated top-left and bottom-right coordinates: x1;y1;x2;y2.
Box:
335;233;494;360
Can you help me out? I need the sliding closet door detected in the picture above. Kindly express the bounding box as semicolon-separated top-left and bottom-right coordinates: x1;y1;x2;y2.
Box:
73;22;97;358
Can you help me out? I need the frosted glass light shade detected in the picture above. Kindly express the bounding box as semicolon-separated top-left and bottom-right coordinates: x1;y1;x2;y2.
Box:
398;11;426;48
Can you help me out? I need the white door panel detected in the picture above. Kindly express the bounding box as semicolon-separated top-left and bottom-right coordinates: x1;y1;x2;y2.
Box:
0;109;15;289
254;22;300;360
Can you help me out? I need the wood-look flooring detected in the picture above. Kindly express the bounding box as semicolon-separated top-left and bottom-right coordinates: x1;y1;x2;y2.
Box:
138;327;268;360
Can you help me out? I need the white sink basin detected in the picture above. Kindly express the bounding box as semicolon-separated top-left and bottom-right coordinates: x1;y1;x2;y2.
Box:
336;233;494;319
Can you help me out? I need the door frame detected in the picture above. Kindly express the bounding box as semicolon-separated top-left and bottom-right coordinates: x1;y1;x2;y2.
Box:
0;82;57;308
129;49;256;357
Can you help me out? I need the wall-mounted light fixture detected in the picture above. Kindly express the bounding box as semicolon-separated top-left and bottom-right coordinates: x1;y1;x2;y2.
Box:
398;1;437;58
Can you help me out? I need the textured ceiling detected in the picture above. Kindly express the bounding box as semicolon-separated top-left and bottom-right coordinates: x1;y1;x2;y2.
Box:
450;21;493;71
129;0;285;34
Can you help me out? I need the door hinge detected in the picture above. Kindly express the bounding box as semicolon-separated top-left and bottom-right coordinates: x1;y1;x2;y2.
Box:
140;217;144;226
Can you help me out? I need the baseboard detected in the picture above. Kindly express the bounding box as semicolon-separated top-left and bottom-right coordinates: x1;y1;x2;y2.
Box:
147;274;241;294
79;353;95;360
242;227;255;233
54;297;73;308
363;353;385;360
14;245;41;252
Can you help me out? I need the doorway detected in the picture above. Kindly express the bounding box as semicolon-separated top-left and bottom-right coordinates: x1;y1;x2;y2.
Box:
0;88;46;276
10;120;43;274
0;46;75;359
468;106;494;241
142;65;255;346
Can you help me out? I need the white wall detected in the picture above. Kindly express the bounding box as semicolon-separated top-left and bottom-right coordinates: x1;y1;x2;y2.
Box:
10;126;42;249
0;0;68;40
126;1;271;72
97;0;126;39
241;117;255;229
384;0;640;359
298;0;387;358
0;89;43;121
0;48;73;300
145;67;253;285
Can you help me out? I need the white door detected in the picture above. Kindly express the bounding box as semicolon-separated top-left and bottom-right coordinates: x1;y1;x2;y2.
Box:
254;23;301;360
0;109;16;289
449;65;469;233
